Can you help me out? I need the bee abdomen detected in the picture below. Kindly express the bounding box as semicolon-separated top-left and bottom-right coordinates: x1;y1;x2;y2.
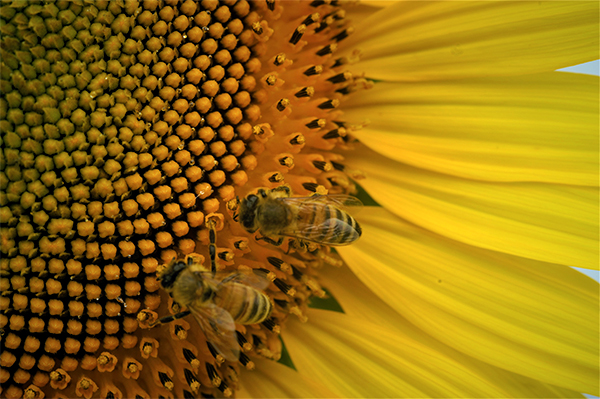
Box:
343;210;362;242
230;287;272;325
321;206;361;245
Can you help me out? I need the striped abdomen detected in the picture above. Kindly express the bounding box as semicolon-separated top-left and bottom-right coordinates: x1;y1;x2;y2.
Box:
215;283;272;325
296;203;362;246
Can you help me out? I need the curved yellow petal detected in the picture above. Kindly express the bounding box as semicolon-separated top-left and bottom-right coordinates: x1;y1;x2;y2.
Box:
357;0;393;7
341;1;599;80
285;309;507;398
344;144;599;268
343;73;599;186
344;1;389;28
318;263;584;398
238;357;338;398
337;207;599;395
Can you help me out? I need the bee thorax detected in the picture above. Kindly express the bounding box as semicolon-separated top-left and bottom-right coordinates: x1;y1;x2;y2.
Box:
170;269;205;305
257;201;292;233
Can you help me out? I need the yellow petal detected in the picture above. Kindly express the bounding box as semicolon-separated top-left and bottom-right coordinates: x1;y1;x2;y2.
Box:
318;263;585;398
354;0;393;8
285;309;501;398
344;2;388;34
344;144;599;268
341;1;599;81
343;73;599;186
284;307;583;398
337;207;599;395
238;357;338;398
357;0;393;7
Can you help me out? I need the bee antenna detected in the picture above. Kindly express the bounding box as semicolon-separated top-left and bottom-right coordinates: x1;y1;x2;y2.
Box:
207;219;218;276
234;196;240;218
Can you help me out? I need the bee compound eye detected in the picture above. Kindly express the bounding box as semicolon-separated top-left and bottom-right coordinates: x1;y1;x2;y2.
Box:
247;194;258;206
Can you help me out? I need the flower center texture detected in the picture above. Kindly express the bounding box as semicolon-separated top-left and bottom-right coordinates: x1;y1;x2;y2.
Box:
0;0;368;397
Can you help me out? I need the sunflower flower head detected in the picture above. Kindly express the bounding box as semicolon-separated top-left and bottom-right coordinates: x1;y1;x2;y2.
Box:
0;0;369;397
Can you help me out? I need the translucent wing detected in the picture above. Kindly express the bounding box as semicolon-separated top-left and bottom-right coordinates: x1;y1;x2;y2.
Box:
279;195;362;246
189;302;240;362
288;218;360;245
282;194;363;212
219;270;272;291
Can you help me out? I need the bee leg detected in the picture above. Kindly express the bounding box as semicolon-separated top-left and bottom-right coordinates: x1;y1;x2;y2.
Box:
207;219;218;275
284;239;295;255
150;310;192;327
256;235;284;247
286;239;308;254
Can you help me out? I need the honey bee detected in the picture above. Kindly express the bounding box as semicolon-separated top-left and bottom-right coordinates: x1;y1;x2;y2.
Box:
235;185;362;247
154;257;273;362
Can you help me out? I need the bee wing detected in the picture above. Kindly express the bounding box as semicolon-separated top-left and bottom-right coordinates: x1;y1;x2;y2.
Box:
220;270;272;291
286;218;358;245
281;194;363;212
279;195;362;245
198;270;271;291
189;303;240;362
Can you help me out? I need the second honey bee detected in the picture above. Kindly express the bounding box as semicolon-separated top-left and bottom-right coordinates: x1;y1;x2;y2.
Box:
235;185;362;247
155;257;272;362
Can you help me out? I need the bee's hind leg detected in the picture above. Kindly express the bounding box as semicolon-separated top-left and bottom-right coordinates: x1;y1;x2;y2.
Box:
286;239;309;254
150;310;192;327
256;235;284;247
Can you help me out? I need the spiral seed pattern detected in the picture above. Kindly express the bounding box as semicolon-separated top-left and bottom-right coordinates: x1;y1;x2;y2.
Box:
0;0;368;397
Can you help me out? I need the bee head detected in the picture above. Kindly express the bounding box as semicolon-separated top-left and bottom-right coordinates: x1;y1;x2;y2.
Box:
239;194;259;233
160;258;188;289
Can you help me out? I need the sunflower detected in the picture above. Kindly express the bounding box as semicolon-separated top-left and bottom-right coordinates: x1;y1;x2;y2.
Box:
0;1;598;398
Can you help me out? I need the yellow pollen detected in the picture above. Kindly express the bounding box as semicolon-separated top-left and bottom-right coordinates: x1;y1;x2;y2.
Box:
176;327;188;340
215;353;226;365
143;343;153;356
23;388;37;399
